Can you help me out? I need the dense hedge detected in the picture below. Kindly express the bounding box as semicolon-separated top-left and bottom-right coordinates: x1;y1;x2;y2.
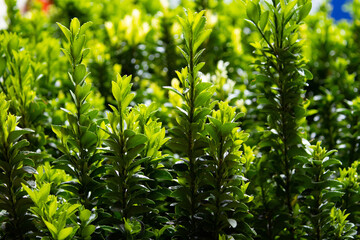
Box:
1;0;360;239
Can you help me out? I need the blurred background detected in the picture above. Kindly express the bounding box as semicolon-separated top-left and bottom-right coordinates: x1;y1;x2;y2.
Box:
0;0;354;30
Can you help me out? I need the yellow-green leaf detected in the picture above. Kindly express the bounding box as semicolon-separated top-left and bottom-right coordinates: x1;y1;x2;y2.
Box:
58;227;73;240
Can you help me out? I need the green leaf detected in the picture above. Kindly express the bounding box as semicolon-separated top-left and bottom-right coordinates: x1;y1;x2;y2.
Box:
80;103;91;114
82;48;90;59
246;2;260;23
7;36;19;53
69;90;78;105
196;82;212;93
177;15;187;30
163;86;184;98
112;81;121;102
192;11;206;35
194;91;212;107
0;57;6;76
72;34;85;60
90;165;107;178
8;129;34;144
323;158;341;168
259;10;269;30
80;209;92;222
303;68;313;80
82;225;96;237
81;131;97;149
22;184;36;203
194;29;212;52
74;64;87;84
158;225;172;236
38;184;51;205
178;47;190;63
58;227;73;240
57;22;72;42
151;169;173;181
323;191;344;202
79;21;93;36
125;144;146;161
284;0;298;19
221;122;239;136
70;18;81;36
66;204;80;216
61;48;73;65
194;62;205;75
43;220;58;237
126;134;148;149
75;84;91;104
298;2;312;22
11;139;29;151
49;200;57;218
256;75;271;83
124;129;136;138
194;48;205;63
60;183;79;195
122;92;135;109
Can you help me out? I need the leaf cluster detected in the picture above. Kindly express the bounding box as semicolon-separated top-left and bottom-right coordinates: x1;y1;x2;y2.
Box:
0;93;36;239
52;18;104;209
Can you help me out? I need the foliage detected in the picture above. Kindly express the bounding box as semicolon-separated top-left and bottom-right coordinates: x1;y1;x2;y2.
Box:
1;0;360;239
0;93;36;239
246;0;313;238
52;18;105;210
23;183;81;240
0;32;47;145
101;73;169;239
337;161;360;232
299;141;356;239
203;101;254;239
167;9;214;239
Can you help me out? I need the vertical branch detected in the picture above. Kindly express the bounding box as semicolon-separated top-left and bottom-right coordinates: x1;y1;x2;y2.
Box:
167;9;212;239
246;0;313;238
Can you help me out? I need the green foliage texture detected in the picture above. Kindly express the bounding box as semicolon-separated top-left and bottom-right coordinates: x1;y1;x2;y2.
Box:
1;0;360;239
